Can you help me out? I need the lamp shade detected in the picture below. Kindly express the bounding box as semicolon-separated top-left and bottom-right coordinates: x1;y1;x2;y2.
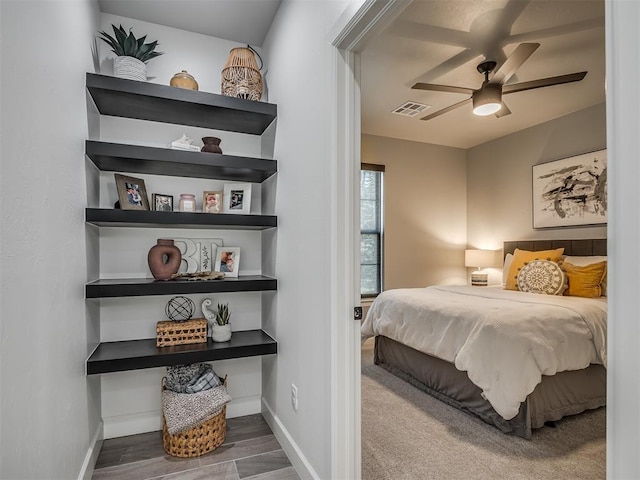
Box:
472;84;502;116
464;249;494;268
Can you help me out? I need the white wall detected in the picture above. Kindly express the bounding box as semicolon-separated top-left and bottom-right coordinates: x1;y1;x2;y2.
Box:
94;14;269;438
0;1;102;478
467;103;607;285
362;134;468;289
98;13;257;97
606;1;640;476
260;2;352;478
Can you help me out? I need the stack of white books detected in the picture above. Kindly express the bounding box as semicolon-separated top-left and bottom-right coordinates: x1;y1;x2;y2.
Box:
168;134;201;152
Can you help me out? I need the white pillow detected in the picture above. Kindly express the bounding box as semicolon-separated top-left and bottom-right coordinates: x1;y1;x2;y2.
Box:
517;260;567;295
563;255;608;296
502;253;514;286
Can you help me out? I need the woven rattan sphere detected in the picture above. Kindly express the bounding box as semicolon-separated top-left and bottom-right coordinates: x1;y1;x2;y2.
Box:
165;296;195;321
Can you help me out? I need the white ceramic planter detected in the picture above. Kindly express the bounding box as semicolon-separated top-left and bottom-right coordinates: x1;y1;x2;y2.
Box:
211;323;232;342
113;56;147;81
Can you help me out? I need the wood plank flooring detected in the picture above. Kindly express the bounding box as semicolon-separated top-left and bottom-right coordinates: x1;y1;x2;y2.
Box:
92;414;300;480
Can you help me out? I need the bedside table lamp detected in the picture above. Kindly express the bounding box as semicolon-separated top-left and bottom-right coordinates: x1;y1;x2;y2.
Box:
465;249;494;286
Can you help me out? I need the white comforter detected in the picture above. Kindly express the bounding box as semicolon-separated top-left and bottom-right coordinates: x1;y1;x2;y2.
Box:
361;285;607;420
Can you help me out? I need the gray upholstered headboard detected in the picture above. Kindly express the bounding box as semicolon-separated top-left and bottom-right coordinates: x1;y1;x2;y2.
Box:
504;239;607;259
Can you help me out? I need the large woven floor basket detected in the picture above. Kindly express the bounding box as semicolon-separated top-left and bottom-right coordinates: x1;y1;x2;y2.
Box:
162;405;226;457
162;376;228;458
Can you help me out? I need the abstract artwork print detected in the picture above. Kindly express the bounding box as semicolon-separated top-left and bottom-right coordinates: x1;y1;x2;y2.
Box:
532;149;607;228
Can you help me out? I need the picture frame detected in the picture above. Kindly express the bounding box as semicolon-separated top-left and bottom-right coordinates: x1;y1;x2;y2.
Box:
214;247;241;277
202;191;223;214
115;174;150;210
223;183;252;214
532;149;607;229
152;193;174;212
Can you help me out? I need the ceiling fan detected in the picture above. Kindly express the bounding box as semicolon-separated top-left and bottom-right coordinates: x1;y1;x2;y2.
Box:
411;43;587;121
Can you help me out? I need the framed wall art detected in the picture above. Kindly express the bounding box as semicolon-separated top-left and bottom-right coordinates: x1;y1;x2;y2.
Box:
223;183;252;214
115;174;150;210
532;149;607;229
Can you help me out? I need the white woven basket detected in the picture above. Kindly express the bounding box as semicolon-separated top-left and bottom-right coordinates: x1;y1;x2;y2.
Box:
113;56;147;81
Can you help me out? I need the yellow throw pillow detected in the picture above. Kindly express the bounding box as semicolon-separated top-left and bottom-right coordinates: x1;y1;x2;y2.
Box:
505;248;565;291
562;261;607;298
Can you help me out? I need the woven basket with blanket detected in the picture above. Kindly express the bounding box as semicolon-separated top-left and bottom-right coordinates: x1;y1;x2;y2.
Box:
161;363;232;457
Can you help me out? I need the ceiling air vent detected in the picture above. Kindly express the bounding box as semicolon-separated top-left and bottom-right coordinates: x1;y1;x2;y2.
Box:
392;101;430;117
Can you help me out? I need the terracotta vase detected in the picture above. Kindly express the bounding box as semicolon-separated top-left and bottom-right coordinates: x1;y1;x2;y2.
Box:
201;137;223;154
148;239;182;280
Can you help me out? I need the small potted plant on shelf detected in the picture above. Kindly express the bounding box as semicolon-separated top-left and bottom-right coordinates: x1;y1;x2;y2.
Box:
211;302;232;342
98;24;163;82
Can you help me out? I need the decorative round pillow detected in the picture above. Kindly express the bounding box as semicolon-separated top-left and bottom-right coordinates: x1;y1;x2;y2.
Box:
517;260;566;295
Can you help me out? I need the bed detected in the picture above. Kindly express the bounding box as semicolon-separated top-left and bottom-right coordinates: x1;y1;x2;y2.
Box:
361;239;607;439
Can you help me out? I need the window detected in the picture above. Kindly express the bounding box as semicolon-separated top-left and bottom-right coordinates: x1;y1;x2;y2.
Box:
360;164;384;297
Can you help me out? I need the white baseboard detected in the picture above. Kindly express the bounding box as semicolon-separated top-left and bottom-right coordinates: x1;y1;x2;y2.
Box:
103;396;262;439
103;410;162;439
227;395;262;418
77;421;103;480
261;399;319;480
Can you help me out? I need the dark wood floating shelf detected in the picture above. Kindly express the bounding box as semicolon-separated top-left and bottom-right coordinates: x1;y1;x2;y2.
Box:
86;275;277;299
86;208;277;230
86;73;277;135
87;329;277;375
86;141;277;182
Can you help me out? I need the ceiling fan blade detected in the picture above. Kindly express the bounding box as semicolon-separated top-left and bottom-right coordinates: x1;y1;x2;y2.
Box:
491;43;540;85
495;102;511;118
502;71;587;94
412;83;475;95
419;98;472;121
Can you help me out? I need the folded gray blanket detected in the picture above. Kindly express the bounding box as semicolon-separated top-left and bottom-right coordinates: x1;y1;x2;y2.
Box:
166;363;222;393
162;384;232;435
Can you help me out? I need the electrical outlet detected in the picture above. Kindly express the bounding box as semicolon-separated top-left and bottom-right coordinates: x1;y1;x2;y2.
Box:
291;384;298;411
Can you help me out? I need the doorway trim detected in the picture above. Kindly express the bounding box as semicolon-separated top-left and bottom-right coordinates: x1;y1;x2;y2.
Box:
329;1;410;479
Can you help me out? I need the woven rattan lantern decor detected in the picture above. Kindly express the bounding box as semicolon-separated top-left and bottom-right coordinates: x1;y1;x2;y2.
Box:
221;46;263;101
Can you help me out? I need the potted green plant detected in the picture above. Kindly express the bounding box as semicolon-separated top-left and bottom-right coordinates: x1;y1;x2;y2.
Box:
211;302;232;342
98;24;163;81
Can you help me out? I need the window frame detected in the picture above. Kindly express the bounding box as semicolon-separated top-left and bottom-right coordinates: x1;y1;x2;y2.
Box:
360;163;384;298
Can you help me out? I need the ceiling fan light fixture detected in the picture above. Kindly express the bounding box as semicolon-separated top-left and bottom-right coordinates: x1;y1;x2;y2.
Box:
472;84;502;116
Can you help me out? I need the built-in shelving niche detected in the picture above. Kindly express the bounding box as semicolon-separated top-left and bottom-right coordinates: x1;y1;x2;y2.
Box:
85;72;279;375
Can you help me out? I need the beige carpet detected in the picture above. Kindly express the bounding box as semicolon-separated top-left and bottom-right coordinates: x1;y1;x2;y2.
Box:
361;338;606;480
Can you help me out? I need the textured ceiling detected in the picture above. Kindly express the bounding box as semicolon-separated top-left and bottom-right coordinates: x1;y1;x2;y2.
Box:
360;0;606;149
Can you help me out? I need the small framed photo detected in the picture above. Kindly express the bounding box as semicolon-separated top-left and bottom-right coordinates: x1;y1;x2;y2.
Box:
115;174;150;210
152;193;174;212
202;191;223;214
214;247;241;277
223;183;252;214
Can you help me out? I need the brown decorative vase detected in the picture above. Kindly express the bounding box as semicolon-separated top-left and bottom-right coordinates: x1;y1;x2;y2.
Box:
170;70;199;90
148;239;182;280
201;137;223;154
